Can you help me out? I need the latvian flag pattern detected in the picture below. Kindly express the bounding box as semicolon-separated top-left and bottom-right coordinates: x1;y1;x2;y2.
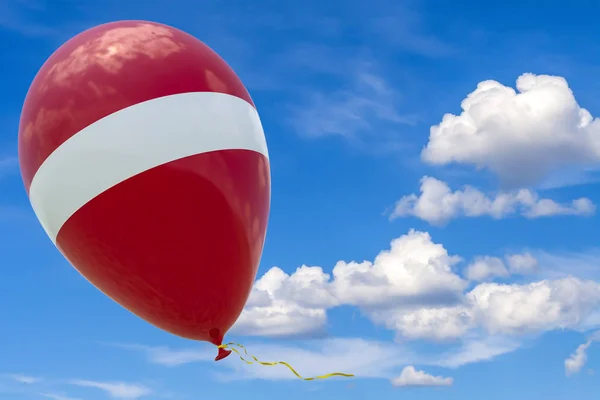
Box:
18;21;270;346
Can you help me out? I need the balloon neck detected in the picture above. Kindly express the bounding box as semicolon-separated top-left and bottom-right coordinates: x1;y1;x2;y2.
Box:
215;346;232;361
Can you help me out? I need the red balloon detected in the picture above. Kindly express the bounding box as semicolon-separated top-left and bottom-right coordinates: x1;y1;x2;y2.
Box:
18;20;270;361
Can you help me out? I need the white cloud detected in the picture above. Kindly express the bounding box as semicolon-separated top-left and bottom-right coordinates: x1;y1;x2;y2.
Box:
462;252;537;281
235;230;468;340
291;69;416;144
0;156;17;171
69;380;151;399
434;335;523;368
565;330;600;376
0;1;58;37
422;73;600;187
368;274;600;341
370;10;454;58
233;230;600;344
506;253;538;275
6;374;41;384
369;274;600;342
231;266;334;338
391;366;453;387
114;232;600;382
535;249;600;281
469;278;600;335
41;393;82;400
390;176;595;225
219;338;410;381
132;336;516;381
464;256;509;282
197;338;415;381
330;230;466;308
115;344;214;367
370;305;473;341
144;346;212;366
130;338;403;378
565;340;592;376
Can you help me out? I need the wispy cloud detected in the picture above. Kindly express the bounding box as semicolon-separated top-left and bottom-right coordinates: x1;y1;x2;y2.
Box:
2;373;152;400
565;330;600;376
120;335;522;383
535;249;600;282
289;65;418;151
5;374;41;384
0;156;18;176
41;393;83;400
109;343;214;366
538;166;600;190
565;340;593;376
368;8;455;58
69;380;152;399
433;335;523;368
120;338;409;381
0;0;58;37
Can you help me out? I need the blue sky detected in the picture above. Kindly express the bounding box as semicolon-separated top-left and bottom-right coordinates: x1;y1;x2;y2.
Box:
2;0;600;399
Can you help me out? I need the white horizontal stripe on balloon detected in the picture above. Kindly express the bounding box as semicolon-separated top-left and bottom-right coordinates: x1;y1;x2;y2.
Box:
28;92;269;244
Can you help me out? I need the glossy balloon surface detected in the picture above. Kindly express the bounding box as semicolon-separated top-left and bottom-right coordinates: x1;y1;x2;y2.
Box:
18;20;270;346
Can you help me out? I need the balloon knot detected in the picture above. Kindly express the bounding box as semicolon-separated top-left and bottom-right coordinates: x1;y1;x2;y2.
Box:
215;345;232;361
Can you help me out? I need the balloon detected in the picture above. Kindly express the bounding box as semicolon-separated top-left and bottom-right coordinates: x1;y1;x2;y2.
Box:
18;20;270;361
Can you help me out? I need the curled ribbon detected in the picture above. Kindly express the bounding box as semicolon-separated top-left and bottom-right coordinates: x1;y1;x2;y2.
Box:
217;342;355;381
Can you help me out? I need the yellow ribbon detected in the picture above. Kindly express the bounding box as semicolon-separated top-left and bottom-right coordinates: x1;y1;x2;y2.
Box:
217;342;355;381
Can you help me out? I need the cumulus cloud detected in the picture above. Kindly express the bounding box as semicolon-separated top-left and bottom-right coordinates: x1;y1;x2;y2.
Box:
366;277;600;341
127;274;599;381
367;277;600;342
330;230;466;308
69;381;151;399
464;256;509;282
506;252;538;275
235;230;468;340
421;73;600;187
234;230;600;343
390;176;595;225
110;231;599;382
231;266;334;338
463;253;537;282
391;366;453;387
369;305;472;341
469;278;600;335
